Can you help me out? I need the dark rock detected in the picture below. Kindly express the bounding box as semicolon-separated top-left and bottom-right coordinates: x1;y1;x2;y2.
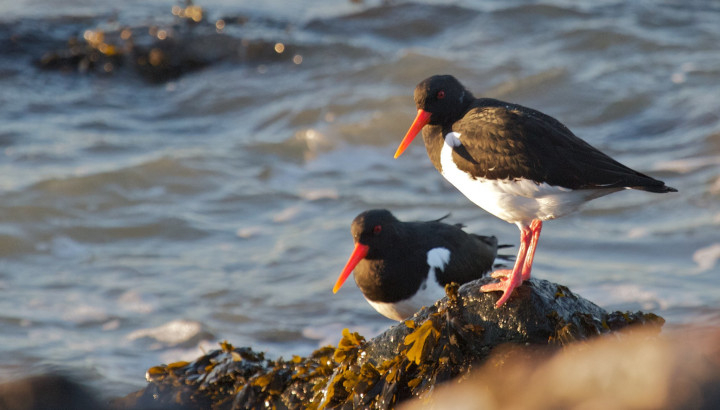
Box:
0;374;104;410
363;278;612;365
23;3;298;83
113;278;664;409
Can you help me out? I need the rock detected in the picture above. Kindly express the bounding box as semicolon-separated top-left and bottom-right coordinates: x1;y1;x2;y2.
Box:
363;277;616;365
0;374;103;410
113;278;664;409
27;3;297;83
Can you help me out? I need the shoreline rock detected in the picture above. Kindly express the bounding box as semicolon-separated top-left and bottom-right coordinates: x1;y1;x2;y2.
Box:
112;277;664;409
6;2;298;83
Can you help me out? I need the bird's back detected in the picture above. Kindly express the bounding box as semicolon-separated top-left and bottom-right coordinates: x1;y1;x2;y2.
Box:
449;98;677;193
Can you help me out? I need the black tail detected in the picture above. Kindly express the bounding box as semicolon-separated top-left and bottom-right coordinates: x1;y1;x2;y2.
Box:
432;213;452;223
629;173;677;193
635;184;677;193
495;243;515;265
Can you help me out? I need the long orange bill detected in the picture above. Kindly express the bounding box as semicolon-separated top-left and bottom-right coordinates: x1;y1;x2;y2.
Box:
332;243;370;293
394;109;432;158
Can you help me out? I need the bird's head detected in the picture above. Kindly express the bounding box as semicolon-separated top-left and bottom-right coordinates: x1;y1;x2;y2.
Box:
394;75;473;158
332;209;399;293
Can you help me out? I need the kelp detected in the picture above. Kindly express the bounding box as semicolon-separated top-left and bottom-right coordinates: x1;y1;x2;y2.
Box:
114;278;664;409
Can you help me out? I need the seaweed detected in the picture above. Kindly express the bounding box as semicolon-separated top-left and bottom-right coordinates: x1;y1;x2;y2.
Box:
114;278;667;409
404;318;440;366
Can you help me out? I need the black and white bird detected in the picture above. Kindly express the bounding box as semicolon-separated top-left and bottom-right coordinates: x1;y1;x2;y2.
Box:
332;209;506;321
394;74;677;308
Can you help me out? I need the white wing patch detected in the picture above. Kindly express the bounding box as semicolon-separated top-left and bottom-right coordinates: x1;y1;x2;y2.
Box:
427;247;451;273
364;247;451;321
445;131;462;148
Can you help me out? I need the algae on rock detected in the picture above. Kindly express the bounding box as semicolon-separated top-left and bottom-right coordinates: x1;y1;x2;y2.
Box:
114;278;664;409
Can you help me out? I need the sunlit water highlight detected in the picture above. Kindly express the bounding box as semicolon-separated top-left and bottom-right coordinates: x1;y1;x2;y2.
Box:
0;0;718;398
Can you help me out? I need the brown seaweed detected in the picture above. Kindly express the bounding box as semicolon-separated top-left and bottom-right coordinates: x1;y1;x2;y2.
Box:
113;278;664;409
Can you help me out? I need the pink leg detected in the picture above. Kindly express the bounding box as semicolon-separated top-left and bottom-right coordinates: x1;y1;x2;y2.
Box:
521;220;542;281
481;224;532;307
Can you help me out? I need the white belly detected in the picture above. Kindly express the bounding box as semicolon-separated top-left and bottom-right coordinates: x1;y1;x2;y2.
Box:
440;132;618;227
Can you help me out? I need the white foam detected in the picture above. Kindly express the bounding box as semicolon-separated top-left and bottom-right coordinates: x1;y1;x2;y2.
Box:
273;205;302;223
127;319;210;347
236;226;264;239
159;339;218;366
49;236;89;259
117;290;158;314
691;243;720;274
102;319;121;331
62;304;109;324
300;187;339;200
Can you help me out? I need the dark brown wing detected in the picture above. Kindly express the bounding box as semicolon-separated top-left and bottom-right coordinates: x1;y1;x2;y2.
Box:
409;221;498;285
450;99;676;192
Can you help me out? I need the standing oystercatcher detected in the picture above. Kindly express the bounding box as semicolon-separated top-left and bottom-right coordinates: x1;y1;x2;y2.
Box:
394;75;677;308
332;209;506;321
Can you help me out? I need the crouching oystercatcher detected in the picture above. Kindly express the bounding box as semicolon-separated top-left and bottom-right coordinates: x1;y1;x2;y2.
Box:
332;209;509;321
394;75;677;308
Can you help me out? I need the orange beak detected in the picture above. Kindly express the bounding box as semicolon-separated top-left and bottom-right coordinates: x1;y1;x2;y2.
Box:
394;109;432;158
332;243;370;293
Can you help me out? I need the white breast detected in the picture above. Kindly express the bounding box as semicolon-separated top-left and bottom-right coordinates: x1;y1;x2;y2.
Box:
365;247;450;321
440;132;618;227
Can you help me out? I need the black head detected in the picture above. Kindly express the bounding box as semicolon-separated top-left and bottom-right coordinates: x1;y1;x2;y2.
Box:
332;209;402;293
350;209;401;259
394;75;475;158
414;75;474;125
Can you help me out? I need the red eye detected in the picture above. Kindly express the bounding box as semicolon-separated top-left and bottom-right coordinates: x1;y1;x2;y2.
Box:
373;225;382;235
437;90;445;99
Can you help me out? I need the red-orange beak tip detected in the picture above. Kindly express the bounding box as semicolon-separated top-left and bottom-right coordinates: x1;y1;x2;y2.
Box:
394;109;431;159
332;243;369;294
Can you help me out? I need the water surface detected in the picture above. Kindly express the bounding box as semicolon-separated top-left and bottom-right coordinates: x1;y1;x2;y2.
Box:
0;0;718;397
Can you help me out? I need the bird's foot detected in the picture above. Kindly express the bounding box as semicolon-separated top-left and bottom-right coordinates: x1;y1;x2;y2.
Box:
481;268;524;307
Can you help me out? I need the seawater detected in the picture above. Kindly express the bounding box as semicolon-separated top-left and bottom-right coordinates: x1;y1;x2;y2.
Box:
0;0;718;398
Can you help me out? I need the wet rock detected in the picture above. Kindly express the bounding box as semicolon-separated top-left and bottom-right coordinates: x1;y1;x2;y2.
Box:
113;278;664;409
24;2;298;83
363;277;617;365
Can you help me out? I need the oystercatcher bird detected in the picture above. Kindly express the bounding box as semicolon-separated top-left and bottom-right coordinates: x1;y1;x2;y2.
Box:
394;75;677;308
332;209;507;321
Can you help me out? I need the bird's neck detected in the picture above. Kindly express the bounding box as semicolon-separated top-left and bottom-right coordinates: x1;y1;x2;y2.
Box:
422;124;448;173
354;259;408;303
